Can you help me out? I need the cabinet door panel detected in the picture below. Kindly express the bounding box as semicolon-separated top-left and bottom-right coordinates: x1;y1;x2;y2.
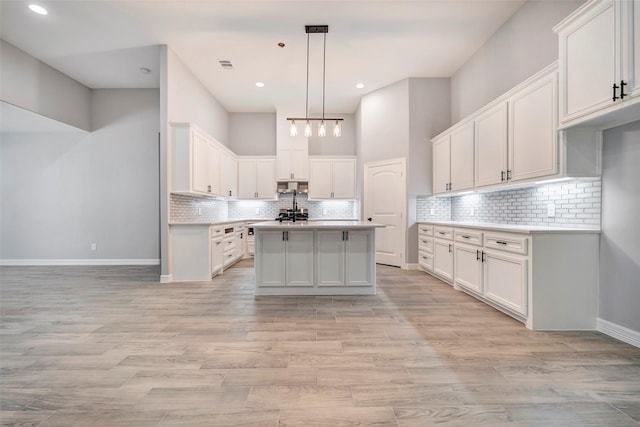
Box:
484;250;528;316
475;103;508;188
192;131;209;194
562;0;617;120
317;231;345;286
207;143;220;195
346;230;373;286
256;231;286;287
509;72;558;182
255;159;276;199
286;231;314;287
632;0;640;98
309;159;333;199
332;159;356;199
221;151;237;198
211;238;223;277
238;159;257;199
432;136;451;194
290;147;308;180
450;122;475;191
454;244;483;294
433;239;454;282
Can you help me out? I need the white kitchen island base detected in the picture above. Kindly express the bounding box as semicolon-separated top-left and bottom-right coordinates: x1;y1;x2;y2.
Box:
253;221;383;296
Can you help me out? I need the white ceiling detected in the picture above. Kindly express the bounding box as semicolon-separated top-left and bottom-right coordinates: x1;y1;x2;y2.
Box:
0;0;526;115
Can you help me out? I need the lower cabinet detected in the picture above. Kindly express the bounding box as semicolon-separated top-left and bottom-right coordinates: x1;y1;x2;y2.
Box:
256;230;314;287
316;230;373;286
453;243;483;295
483;249;528;317
211;236;223;278
433;238;454;282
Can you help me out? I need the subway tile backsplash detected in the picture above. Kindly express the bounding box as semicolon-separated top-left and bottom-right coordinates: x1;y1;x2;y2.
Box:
171;193;358;222
417;178;601;228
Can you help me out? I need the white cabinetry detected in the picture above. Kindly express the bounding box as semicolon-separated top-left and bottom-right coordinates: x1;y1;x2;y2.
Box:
418;225;434;273
417;222;599;330
317;230;373;286
474;102;508;188
210;226;224;278
432;121;474;195
433;227;454;282
554;0;640;127
256;230;314;287
309;157;356;199
171;123;222;197
237;157;276;199
277;147;308;181
220;149;238;198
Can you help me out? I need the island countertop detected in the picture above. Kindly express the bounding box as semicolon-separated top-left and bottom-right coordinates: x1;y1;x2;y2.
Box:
251;220;385;229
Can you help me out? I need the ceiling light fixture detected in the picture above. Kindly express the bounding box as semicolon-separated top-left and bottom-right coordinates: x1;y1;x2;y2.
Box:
255;82;265;88
287;25;342;138
28;4;48;15
355;83;365;89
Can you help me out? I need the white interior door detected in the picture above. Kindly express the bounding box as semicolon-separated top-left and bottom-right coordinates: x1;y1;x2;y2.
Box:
364;158;406;267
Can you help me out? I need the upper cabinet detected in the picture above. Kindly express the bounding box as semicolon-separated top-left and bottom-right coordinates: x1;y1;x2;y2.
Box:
220;148;238;199
277;137;309;181
238;157;277;200
171;123;223;197
554;0;640;127
432;121;474;195
309;157;357;199
431;62;599;195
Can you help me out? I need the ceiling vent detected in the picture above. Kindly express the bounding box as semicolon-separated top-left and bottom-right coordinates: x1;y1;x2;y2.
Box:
218;60;233;69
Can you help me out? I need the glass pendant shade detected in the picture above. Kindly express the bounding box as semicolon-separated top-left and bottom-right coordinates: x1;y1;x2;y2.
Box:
318;120;326;137
333;120;341;137
289;120;298;137
304;121;312;137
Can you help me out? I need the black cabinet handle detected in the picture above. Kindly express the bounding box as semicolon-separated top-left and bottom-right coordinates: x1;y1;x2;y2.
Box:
367;217;372;222
613;83;620;101
501;171;505;182
476;250;480;261
481;251;486;263
448;244;452;253
507;169;512;180
496;241;508;245
229;190;232;196
208;185;212;192
620;80;627;99
461;235;470;239
345;231;349;241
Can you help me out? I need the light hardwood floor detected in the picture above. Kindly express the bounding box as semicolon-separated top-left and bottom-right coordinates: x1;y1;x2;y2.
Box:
1;260;639;426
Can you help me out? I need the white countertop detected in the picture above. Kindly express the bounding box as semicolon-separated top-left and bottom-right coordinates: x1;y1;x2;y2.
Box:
252;220;384;229
169;218;359;226
418;220;600;234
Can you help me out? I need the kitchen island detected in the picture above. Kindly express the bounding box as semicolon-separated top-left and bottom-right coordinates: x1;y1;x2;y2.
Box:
252;221;384;296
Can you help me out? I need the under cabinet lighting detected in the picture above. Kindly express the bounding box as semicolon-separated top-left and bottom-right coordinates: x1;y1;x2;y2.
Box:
28;4;47;15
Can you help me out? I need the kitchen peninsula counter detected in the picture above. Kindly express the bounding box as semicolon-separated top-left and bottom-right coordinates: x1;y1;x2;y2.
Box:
252;220;384;296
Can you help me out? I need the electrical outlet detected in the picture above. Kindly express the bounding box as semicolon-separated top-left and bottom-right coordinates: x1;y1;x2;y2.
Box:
90;243;97;251
470;207;475;216
255;208;260;215
547;203;556;217
323;208;328;215
198;208;202;215
430;208;435;215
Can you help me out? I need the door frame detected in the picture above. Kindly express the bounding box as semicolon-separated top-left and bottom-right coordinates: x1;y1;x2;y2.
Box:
363;157;407;268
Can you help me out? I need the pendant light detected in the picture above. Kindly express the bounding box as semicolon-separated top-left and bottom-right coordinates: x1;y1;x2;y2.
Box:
287;25;343;137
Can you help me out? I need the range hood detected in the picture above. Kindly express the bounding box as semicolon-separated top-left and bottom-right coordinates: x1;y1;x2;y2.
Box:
277;180;308;194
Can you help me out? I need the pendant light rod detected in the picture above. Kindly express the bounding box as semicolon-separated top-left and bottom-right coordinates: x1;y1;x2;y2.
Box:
305;31;309;121
322;31;326;121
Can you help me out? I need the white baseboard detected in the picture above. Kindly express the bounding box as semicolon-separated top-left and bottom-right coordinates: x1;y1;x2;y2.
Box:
597;318;640;348
0;259;160;266
405;263;420;270
160;274;173;283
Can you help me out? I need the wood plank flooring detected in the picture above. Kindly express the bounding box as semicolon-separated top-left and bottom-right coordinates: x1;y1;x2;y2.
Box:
1;260;639;426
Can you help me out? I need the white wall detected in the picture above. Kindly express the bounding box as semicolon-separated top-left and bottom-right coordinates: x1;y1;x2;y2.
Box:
0;39;91;131
0;89;160;262
450;0;584;122
228;113;276;155
599;120;640;333
166;47;229;145
308;114;356;156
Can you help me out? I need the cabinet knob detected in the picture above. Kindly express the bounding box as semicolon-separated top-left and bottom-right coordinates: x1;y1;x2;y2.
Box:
367;217;372;222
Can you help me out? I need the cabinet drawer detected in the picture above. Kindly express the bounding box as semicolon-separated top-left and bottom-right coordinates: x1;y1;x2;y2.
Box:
210;227;224;238
418;251;434;272
418;224;434;236
454;228;483;247
484;233;528;255
418;236;434;253
433;226;454;240
223;236;236;252
223;251;235;266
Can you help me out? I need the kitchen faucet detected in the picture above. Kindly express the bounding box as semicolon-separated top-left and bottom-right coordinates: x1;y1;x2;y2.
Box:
292;190;298;222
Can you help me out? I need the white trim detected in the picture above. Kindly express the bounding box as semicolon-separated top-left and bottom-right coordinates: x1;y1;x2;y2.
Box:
405;263;420;270
597;318;640;348
0;259;160;266
160;274;173;283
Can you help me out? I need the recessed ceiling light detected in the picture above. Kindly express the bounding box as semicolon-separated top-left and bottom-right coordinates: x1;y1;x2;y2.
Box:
255;82;265;88
355;83;365;89
28;4;48;15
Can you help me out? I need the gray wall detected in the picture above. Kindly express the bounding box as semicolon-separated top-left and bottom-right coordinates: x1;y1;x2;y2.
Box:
0;89;160;261
166;47;229;145
308;114;356;156
599;120;640;332
0;39;91;131
228;113;276;155
450;0;584;122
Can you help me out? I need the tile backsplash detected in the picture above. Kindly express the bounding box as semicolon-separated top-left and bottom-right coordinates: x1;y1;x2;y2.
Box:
417;178;601;228
171;193;358;222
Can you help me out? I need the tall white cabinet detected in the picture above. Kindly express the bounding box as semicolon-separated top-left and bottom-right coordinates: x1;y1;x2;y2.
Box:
432;122;474;195
237;157;276;199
